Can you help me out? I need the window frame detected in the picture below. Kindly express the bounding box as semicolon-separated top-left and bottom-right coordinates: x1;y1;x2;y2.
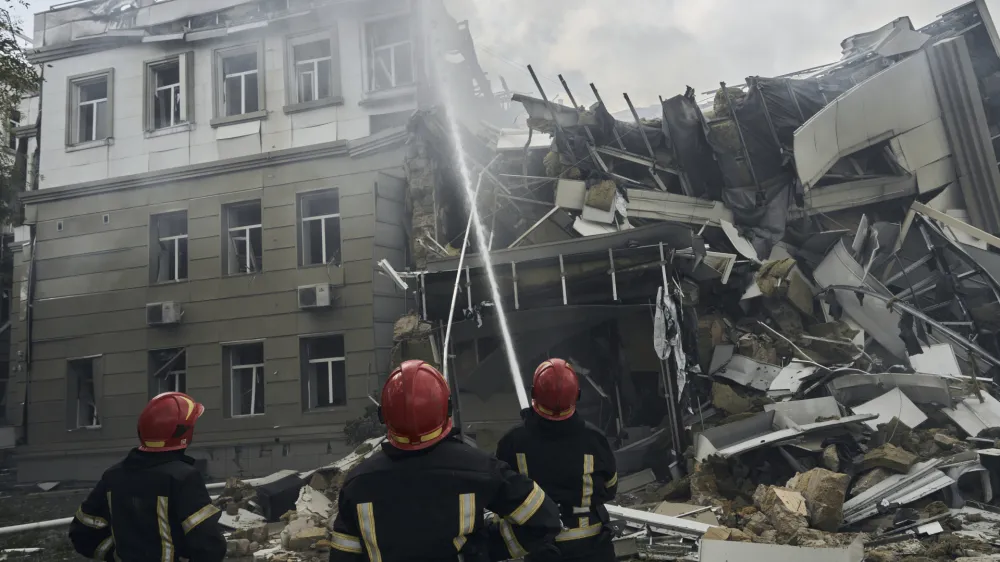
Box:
66;356;102;430
211;42;267;127
143;52;195;134
149;210;189;284
65;69;114;149
225;342;266;418
148;347;187;398
362;13;415;94
222;200;263;276
300;334;347;411
296;189;342;268
283;30;343;114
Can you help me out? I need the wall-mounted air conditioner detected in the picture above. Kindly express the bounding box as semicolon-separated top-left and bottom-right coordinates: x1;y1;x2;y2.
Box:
147;301;182;326
298;284;333;309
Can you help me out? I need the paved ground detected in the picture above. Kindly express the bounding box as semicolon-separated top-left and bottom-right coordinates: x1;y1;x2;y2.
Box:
0;468;88;561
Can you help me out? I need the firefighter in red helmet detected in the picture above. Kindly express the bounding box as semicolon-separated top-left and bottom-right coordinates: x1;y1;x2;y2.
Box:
496;359;619;562
329;360;563;562
69;392;226;562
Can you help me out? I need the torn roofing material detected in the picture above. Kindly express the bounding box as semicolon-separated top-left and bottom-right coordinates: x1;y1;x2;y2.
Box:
851;387;928;430
941;394;1000;436
827;373;952;407
842;459;954;525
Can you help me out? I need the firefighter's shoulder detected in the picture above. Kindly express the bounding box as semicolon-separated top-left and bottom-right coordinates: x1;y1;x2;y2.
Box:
581;420;610;442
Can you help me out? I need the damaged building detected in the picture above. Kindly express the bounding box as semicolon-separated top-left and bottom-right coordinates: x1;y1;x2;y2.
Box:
0;0;501;481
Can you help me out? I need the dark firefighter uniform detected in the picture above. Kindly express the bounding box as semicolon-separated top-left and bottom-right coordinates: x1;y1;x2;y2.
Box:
329;360;564;562
69;392;226;562
496;360;619;562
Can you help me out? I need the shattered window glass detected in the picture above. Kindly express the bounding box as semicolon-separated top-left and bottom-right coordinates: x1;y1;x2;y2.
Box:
230;343;265;416
76;77;109;143
366;16;413;91
150;348;186;396
222;52;258;116
8;110;19;150
153;212;188;282
227;201;263;274
152;60;182;129
300;190;341;266
294;40;332;103
69;358;99;429
303;335;346;409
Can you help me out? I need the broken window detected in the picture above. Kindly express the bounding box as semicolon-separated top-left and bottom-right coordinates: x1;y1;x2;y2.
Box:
227;342;265;417
298;190;341;266
149;348;186;397
7;110;18;150
146;55;193;130
68;72;112;145
151;211;188;283
366;16;413;92
220;51;259;116
301;335;346;410
224;201;263;275
293;40;332;103
68;358;99;429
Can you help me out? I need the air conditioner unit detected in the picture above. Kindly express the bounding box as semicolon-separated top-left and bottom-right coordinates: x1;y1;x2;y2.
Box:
147;301;182;326
298;284;333;309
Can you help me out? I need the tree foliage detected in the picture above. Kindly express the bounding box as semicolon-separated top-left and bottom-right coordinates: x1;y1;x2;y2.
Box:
0;0;39;227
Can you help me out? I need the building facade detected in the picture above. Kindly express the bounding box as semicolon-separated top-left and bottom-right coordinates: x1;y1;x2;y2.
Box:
0;0;470;481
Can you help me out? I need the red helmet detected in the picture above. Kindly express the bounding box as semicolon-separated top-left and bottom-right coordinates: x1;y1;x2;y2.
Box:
380;360;453;451
532;359;580;421
137;392;205;452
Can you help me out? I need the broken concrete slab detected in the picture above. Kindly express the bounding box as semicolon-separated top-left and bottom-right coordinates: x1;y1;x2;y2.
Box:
787;468;851;532
752;485;809;535
851;468;893;498
863;444;919;473
851;387;928;431
711;382;753;415
293;486;333;525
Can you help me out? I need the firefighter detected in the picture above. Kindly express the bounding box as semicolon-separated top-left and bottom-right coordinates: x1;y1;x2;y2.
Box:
69;391;226;562
496;359;619;562
329;360;564;562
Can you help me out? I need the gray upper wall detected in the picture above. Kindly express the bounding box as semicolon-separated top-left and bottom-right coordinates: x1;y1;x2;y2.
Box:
6;140;407;458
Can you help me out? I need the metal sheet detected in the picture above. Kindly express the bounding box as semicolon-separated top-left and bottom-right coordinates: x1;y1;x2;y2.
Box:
910;344;964;378
828;373;952;407
843;460;953;524
814;240;908;358
700;538;864;562
605;504;712;537
851;387;928;430
765;397;841;425
768;361;821;396
942;394;1000;436
712;354;782;392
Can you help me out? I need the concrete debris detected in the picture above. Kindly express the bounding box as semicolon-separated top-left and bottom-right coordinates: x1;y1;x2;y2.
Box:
863;445;920;474
752;485;809;535
851;468;893;498
787;469;851;532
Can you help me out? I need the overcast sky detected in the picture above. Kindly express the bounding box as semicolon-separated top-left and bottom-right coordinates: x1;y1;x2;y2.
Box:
9;0;996;112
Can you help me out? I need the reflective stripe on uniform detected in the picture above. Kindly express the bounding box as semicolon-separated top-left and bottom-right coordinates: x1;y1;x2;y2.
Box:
606;472;618;488
94;536;115;560
357;503;383;562
556;522;603;542
499;519;527;558
156;496;174;562
581;454;595;508
453;493;476;552
330;531;363;554
106;491;117;551
181;504;221;534
515;453;529;476
507;481;545;525
75;508;108;529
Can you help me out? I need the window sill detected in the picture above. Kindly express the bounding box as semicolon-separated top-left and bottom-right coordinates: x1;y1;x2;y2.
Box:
145;123;193;138
225;271;263;277
210;110;268;128
229;413;267;419
283;96;344;115
65;138;113;153
298;262;344;273
359;84;416;106
152;278;189;286
70;425;102;432
305;406;348;414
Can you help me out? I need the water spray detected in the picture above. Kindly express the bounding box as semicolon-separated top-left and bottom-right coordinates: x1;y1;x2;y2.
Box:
436;102;528;409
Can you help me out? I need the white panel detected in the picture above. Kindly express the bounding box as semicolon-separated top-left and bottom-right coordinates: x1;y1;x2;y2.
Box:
890;118;952;171
292;122;337;148
337;117;369;141
262;130;292;152
215;120;261;141
149;147;191;171
217;135;262;160
290;107;339;129
915;157;957;194
108;154;150;177
852;387;928;430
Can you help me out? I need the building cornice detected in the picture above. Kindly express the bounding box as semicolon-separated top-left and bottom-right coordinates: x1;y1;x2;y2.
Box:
21;128;407;205
28;38;136;64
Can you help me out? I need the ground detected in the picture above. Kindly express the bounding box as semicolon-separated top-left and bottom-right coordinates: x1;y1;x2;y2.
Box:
0;483;88;561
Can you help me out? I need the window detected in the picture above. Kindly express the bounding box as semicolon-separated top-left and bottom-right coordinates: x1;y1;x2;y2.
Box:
224;201;263;275
145;54;193;131
301;335;346;409
294;40;332;103
214;45;265;120
151;212;188;283
365;16;413;91
7;110;19;150
149;348;186;397
227;343;265;417
68;358;100;429
67;70;113;145
298;190;341;266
